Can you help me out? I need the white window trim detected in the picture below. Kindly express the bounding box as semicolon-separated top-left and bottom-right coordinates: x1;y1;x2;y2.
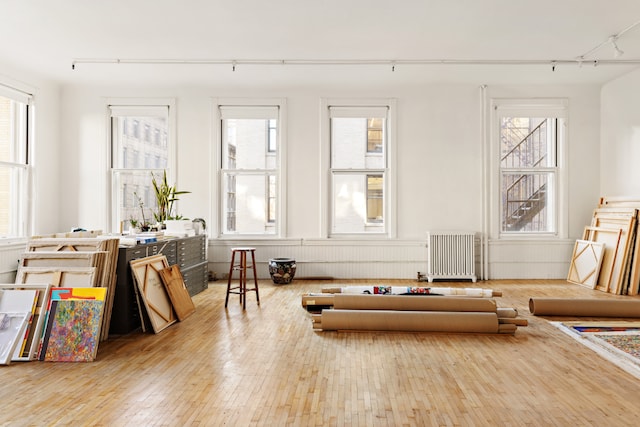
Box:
106;98;176;233
489;98;568;240
211;98;287;238
320;98;397;239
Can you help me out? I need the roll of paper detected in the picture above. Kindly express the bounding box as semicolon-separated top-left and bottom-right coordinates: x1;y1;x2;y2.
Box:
332;294;498;312
529;298;640;317
319;310;500;333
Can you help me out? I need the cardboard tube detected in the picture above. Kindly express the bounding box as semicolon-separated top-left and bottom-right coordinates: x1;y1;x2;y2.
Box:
499;318;528;326
319;310;500;333
529;298;640;317
497;308;518;318
498;323;518;334
333;294;497;312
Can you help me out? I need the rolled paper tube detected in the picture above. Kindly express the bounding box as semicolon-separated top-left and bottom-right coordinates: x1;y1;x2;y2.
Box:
320;310;500;333
335;286;498;297
498;318;528;326
529;298;640;317
321;287;343;294
498;323;518;334
301;295;334;307
332;294;498;312
496;308;518;318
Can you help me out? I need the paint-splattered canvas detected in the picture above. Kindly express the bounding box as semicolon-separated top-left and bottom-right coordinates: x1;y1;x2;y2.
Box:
41;299;104;362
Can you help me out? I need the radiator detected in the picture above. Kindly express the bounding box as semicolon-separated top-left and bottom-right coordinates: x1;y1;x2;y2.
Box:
426;231;477;282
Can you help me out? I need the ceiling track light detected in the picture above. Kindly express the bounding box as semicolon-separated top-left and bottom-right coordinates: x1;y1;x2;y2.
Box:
610;36;624;58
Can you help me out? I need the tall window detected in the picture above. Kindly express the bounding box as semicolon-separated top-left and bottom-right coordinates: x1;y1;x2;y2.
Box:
493;99;567;236
219;105;281;235
109;104;171;232
328;105;390;235
0;87;31;238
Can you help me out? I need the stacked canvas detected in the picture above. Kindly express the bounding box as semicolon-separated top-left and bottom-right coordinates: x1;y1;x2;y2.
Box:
22;236;120;339
0;285;108;362
0;287;41;364
569;197;640;295
0;284;52;361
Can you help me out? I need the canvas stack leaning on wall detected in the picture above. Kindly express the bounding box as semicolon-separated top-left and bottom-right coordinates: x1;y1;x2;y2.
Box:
569;197;640;295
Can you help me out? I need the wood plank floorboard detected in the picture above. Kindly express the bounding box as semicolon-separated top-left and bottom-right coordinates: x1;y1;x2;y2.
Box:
1;279;640;426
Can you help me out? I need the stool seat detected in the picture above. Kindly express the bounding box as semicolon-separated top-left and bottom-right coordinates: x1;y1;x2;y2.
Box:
225;247;259;309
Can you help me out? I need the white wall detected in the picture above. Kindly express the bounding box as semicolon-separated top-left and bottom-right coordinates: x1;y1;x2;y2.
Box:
54;82;601;279
601;68;640;197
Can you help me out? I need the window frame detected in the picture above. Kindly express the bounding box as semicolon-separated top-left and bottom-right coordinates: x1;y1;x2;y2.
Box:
490;98;568;240
212;98;287;238
107;98;176;233
321;98;397;238
0;83;33;239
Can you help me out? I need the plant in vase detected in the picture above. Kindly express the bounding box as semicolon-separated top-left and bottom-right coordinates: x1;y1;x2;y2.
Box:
151;170;191;226
133;192;152;232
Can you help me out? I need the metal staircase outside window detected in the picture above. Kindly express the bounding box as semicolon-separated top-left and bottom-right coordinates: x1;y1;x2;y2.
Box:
500;118;553;232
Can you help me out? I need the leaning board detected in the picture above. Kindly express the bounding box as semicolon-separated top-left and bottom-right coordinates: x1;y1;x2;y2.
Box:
130;255;177;333
159;265;196;321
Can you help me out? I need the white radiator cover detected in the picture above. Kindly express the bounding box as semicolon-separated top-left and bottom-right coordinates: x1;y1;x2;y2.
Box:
426;231;477;282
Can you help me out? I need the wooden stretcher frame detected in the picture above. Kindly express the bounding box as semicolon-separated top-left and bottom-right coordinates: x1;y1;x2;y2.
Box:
15;267;97;287
130;255;177;333
582;226;622;293
567;240;605;289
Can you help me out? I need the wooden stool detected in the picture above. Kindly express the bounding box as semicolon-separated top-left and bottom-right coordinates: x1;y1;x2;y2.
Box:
225;247;260;309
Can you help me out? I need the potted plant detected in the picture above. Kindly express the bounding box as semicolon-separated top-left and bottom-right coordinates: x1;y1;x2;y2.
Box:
132;192;152;231
151;170;191;225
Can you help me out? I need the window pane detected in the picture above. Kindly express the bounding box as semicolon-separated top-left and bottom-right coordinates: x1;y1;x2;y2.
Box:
112;115;168;169
332;173;385;234
0;95;28;237
500;117;554;168
113;170;161;231
367;118;383;153
222;119;273;169
222;173;274;234
331;117;385;169
501;172;553;233
367;175;383;222
0;166;27;236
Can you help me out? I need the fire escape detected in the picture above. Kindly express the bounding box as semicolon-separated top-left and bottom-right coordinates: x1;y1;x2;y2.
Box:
501;118;549;231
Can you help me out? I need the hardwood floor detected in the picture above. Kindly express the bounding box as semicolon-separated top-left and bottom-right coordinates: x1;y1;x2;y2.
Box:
2;279;640;426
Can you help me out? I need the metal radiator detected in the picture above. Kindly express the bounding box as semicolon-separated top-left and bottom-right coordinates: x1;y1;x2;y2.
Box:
426;231;477;282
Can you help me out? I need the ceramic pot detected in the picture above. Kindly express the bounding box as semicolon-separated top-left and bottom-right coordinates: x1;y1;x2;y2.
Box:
268;258;296;284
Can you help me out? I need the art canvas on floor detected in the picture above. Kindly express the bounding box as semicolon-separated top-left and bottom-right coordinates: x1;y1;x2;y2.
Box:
39;287;107;362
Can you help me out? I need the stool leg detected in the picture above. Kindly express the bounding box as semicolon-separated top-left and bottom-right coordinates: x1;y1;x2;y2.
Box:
225;250;236;308
250;250;260;306
240;251;247;310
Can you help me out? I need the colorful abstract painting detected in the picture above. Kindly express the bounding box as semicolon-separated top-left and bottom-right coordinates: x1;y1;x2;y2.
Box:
41;299;104;362
552;321;640;380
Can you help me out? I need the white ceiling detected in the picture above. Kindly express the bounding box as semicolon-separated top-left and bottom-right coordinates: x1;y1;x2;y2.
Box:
2;0;640;88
